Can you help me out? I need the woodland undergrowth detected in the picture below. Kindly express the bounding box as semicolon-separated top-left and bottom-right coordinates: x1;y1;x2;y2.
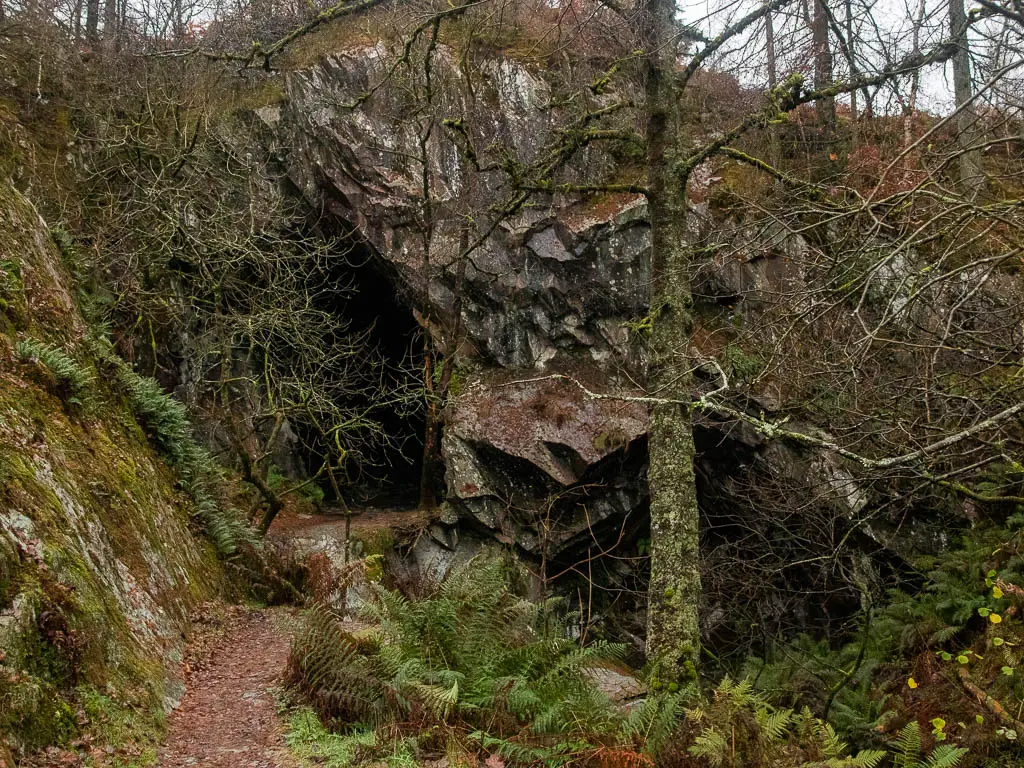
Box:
282;554;1005;767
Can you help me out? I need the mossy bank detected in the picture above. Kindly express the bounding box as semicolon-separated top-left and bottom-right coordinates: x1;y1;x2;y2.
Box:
0;179;226;761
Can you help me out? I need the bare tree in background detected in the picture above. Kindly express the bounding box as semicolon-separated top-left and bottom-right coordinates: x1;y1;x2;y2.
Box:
949;0;985;193
812;0;836;139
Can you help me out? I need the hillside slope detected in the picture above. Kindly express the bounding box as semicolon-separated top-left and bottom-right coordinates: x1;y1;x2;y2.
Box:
0;179;225;761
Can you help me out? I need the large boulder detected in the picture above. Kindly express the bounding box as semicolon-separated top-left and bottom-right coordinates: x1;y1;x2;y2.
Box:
259;45;649;369
443;366;648;556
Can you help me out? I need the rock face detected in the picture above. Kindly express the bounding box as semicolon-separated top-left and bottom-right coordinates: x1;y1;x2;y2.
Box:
253;40;965;645
257;45;653;560
444;367;648;555
262;47;650;369
0;181;223;754
255;41;935;564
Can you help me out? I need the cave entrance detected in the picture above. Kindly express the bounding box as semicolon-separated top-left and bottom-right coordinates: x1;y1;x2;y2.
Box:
305;231;426;510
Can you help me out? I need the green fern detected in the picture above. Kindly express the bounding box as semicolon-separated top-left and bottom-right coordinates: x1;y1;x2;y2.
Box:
16;339;95;409
619;690;689;756
678;678;916;768
15;333;250;556
746;632;896;745
287;561;976;768
468;731;592;767
0;258;24;314
761;707;794;743
120;369;251;554
688;726;730;767
86;334;252;555
288;555;626;765
890;721;967;768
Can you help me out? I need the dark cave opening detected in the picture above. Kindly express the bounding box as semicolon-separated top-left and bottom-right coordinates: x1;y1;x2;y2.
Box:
304;230;427;508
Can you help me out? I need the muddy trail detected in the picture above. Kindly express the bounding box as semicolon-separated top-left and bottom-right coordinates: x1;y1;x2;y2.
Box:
157;506;417;768
158;609;299;768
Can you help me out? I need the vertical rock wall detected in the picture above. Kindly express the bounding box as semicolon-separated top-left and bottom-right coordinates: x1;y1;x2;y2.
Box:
259;45;653;559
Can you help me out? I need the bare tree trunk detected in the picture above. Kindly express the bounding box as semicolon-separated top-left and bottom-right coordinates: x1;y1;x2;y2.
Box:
416;25;444;512
844;0;858;147
641;0;701;683
324;462;352;612
420;227;469;511
102;0;117;51
85;0;100;43
949;0;984;195
227;425;285;534
72;0;83;39
221;350;284;534
417;254;441;512
420;331;440;511
812;0;836;144
171;0;184;41
903;0;926;151
766;4;782;167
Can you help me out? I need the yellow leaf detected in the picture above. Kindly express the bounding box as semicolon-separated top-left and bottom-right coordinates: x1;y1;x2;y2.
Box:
993;586;1004;599
908;678;918;689
991;613;1003;624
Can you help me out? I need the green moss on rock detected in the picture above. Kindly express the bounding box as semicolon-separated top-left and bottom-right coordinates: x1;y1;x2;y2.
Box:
0;179;226;759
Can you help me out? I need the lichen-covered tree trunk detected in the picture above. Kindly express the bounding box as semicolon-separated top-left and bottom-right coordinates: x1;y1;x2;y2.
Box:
641;0;702;682
646;330;701;681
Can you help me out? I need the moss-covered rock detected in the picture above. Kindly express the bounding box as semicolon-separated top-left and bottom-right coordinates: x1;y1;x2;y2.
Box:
0;179;225;758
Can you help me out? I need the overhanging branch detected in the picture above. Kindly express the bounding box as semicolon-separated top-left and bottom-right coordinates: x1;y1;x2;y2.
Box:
504;372;1024;495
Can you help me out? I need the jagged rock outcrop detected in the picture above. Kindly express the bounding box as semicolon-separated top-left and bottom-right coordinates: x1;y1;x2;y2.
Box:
252;41;958;607
255;45;653;558
259;46;650;370
443;367;647;554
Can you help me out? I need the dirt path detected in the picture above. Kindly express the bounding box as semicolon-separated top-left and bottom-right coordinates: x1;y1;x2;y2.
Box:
158;609;299;768
267;506;429;542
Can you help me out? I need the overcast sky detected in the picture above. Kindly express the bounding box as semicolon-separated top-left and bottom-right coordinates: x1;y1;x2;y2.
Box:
676;0;1023;115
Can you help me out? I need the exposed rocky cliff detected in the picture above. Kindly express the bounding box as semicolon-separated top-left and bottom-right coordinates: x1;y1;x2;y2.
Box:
256;45;652;561
261;47;649;368
250;40;972;645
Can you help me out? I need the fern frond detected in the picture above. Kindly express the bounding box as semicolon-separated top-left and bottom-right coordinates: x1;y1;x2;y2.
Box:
923;744;968;768
689;728;728;767
893;721;923;768
824;749;887;768
761;706;794;742
414;679;460;720
17;339;95;408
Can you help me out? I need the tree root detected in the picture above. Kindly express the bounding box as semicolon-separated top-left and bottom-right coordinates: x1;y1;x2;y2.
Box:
956;666;1024;732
